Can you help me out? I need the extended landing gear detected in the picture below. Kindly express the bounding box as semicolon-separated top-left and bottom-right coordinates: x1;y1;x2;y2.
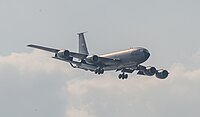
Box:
95;68;104;75
118;73;128;80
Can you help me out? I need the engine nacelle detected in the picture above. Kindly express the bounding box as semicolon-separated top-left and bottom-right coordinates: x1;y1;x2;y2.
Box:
156;70;169;79
143;67;156;76
85;55;99;64
56;50;70;59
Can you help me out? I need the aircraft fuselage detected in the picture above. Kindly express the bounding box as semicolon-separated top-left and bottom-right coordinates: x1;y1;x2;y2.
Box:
79;47;150;71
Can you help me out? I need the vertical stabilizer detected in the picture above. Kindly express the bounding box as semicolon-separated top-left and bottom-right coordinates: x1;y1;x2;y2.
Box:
78;32;89;55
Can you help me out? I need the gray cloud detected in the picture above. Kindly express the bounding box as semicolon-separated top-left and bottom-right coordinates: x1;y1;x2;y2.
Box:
0;50;71;117
0;50;200;117
65;63;200;117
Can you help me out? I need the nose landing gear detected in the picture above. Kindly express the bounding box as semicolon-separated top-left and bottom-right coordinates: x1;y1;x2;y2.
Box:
118;73;128;80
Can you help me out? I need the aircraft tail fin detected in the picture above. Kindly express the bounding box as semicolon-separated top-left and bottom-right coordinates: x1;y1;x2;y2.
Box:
77;32;89;55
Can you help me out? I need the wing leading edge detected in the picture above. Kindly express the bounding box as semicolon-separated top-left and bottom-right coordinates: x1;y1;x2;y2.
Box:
27;44;88;59
27;44;59;53
27;44;120;64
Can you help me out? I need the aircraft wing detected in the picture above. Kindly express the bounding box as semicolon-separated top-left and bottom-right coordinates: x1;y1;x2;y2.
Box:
27;44;88;59
70;52;88;59
52;57;81;66
27;44;59;53
27;44;119;66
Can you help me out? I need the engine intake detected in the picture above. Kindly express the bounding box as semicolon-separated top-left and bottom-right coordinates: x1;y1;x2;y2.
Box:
143;67;156;76
156;70;169;79
56;50;70;59
92;55;99;63
85;55;99;64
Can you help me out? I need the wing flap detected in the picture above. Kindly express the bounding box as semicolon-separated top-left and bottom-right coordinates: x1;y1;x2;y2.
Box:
52;57;81;66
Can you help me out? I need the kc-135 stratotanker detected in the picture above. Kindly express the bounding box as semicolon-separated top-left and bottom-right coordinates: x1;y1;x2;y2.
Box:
27;32;169;80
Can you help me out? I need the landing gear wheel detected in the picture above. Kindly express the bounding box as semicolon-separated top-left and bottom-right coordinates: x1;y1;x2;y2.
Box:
118;73;128;80
125;74;128;79
95;68;104;75
118;74;122;79
100;69;104;74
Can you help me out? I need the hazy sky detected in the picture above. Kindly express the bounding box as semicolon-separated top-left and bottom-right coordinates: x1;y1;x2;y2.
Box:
0;0;200;117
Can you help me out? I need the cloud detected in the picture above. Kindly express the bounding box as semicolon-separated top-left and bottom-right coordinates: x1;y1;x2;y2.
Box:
0;50;72;117
66;105;97;117
0;50;200;117
65;63;200;117
0;50;71;75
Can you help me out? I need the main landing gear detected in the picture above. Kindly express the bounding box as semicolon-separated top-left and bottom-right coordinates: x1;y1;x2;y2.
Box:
95;68;104;75
118;73;128;80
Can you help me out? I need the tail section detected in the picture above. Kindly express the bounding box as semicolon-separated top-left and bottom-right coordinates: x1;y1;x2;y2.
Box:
78;32;89;55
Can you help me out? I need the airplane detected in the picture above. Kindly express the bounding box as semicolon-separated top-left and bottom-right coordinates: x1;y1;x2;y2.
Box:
27;32;169;80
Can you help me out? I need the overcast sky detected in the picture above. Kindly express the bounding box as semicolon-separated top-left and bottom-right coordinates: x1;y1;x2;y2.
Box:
0;0;200;117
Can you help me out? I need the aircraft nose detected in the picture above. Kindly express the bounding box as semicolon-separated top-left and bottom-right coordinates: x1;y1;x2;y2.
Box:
144;49;150;59
145;52;150;59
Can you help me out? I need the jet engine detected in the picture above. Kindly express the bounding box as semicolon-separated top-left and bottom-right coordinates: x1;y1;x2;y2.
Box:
143;67;156;76
156;70;169;79
56;50;70;59
85;55;99;64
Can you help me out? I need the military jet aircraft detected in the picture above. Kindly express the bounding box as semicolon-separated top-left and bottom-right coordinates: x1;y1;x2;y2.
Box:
27;32;169;80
